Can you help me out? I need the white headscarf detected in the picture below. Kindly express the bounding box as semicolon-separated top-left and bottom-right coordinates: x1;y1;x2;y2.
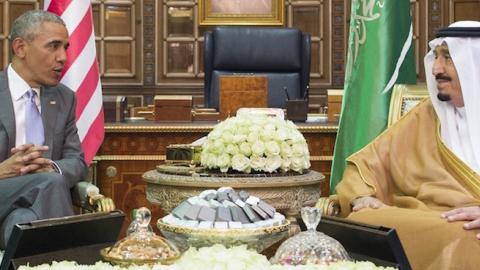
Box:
424;21;480;174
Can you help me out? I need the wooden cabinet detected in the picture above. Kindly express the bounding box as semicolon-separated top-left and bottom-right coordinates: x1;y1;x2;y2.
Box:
95;122;337;236
1;1;479;109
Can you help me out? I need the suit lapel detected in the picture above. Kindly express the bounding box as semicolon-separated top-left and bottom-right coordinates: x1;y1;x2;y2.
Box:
41;87;58;159
0;70;16;151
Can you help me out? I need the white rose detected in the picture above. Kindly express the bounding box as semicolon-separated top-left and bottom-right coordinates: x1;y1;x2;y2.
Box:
304;144;310;156
247;132;259;143
265;155;282;172
211;140;225;155
260;128;275;141
264;123;276;131
250;156;266;171
290;131;306;144
231;154;250;173
291;156;304;172
239;142;252;156
217;154;231;173
264;141;281;156
251;141;265;156
225;144;239;155
274;118;285;129
200;151;209;165
201;142;211;153
223;121;237;133
236;126;250;135
257;116;269;127
292;143;306;157
236;117;249;127
275;128;288;141
207;129;222;140
249;125;261;133
280;158;291;172
206;153;218;168
280;141;293;157
232;134;247;144
202;140;212;153
304;157;311;169
285;120;297;129
221;131;234;143
284;130;296;141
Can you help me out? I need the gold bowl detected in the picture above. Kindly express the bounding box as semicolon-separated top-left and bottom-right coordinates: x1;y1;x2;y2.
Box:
100;247;180;267
158;219;290;253
100;233;181;267
100;247;180;266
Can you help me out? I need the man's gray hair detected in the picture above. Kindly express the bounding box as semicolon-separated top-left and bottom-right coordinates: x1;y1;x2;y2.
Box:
10;10;65;42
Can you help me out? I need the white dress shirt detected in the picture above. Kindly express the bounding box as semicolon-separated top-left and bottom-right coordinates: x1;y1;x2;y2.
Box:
7;64;42;147
7;65;63;174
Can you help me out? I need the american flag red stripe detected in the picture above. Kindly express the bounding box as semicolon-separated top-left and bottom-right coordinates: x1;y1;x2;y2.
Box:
58;7;92;77
75;60;99;118
81;111;104;162
44;0;71;15
44;0;104;165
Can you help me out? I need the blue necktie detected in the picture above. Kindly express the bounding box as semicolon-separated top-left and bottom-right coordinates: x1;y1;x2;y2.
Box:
25;89;45;145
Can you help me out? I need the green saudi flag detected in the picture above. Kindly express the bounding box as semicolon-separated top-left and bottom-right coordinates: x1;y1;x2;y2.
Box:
330;0;416;194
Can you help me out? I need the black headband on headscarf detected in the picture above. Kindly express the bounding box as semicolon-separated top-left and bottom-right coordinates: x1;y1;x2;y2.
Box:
436;27;480;38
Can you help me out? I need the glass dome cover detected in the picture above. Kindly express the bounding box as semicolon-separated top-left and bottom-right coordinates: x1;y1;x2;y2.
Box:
271;207;351;265
101;207;180;266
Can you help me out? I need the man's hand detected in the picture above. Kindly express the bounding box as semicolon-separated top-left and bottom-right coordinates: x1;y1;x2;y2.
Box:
0;144;51;179
441;206;480;239
14;144;54;174
351;196;387;212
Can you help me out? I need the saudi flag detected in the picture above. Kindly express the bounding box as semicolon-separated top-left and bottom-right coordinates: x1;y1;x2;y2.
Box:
330;0;416;194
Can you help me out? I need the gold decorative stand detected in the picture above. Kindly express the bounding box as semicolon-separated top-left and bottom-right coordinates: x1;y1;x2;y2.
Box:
143;169;325;234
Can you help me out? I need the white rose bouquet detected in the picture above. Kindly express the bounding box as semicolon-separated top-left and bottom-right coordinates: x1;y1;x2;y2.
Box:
17;246;396;270
201;114;310;173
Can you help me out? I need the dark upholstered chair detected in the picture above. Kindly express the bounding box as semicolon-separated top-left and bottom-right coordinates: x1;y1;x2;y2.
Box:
204;26;311;109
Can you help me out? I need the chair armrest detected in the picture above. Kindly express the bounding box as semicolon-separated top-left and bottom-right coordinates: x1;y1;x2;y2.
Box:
315;195;340;217
72;181;115;213
72;181;99;203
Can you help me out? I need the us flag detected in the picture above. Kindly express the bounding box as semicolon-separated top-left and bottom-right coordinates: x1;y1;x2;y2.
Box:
44;0;104;165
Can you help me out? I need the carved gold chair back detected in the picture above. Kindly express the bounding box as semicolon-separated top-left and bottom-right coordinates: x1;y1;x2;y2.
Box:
387;84;429;127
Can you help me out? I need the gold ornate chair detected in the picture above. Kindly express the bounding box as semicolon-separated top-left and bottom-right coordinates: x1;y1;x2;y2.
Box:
72;163;115;213
72;180;115;213
387;84;429;127
317;84;429;216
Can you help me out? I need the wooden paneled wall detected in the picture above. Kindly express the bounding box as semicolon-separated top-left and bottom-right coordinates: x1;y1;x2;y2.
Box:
0;0;479;106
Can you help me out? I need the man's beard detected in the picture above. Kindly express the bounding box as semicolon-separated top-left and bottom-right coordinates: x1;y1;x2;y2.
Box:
437;93;451;102
435;74;452;102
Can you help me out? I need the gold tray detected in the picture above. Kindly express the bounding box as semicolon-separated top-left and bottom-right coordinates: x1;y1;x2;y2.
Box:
100;246;180;267
158;220;290;253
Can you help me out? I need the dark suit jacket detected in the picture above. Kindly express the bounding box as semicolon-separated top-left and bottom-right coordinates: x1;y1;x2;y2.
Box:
0;70;87;188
